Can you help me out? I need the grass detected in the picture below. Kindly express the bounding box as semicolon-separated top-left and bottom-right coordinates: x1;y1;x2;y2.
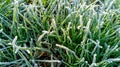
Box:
0;0;120;67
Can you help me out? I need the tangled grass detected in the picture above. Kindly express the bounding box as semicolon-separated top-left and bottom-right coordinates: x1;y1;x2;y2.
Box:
0;0;120;67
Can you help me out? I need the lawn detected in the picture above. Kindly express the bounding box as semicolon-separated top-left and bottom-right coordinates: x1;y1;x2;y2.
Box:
0;0;120;67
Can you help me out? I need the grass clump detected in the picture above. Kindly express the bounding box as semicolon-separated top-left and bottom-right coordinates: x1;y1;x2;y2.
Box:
0;0;120;67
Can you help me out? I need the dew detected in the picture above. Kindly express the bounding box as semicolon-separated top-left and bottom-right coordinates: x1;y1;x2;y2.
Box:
92;63;97;66
0;29;3;33
116;49;118;51
85;61;88;64
14;0;19;5
117;28;120;33
77;26;81;29
27;50;30;54
108;60;113;63
42;30;49;33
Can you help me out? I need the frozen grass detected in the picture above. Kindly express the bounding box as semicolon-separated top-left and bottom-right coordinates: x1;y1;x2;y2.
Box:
0;0;120;67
